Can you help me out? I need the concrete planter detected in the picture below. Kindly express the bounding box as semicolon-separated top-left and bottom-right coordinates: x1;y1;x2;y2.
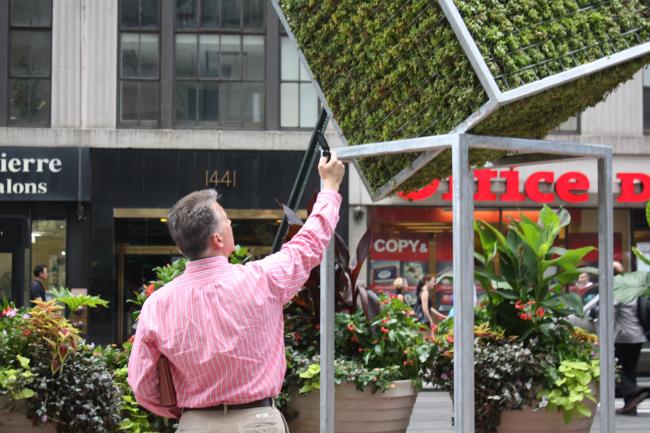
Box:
0;398;56;433
497;387;598;433
288;380;417;433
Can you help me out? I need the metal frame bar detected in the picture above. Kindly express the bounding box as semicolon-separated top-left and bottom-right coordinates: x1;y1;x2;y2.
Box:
437;0;501;102
598;152;615;433
320;201;335;433
330;133;614;433
452;135;475;433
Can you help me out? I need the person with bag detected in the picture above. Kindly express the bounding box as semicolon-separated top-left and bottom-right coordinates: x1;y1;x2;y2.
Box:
127;153;345;432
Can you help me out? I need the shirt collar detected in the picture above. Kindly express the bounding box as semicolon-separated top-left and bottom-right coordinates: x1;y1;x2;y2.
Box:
184;255;229;274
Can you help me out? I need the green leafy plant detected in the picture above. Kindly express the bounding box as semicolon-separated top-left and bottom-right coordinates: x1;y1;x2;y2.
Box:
541;359;599;424
474;205;593;339
0;355;35;400
428;207;600;433
49;287;109;318
279;0;649;192
613;272;650;304
0;301;122;433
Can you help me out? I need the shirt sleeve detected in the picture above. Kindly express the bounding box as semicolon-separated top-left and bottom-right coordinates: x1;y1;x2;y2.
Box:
254;189;342;304
127;301;181;419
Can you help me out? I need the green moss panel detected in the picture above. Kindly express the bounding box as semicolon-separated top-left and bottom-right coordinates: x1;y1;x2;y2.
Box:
279;0;650;193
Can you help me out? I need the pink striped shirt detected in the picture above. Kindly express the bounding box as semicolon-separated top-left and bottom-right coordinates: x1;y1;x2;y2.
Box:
127;190;341;418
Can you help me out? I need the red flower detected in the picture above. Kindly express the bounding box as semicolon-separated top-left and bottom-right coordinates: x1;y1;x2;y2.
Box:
446;335;454;344
347;323;355;332
381;327;389;334
350;335;358;343
358;347;363;353
519;313;532;321
22;329;32;337
145;284;155;297
536;307;545;317
514;300;525;310
381;318;389;324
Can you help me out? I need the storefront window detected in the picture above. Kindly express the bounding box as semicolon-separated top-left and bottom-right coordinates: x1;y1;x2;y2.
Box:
31;220;66;292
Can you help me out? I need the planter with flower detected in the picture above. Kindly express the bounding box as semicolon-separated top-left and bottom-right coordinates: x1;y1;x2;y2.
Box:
428;206;600;433
280;205;434;433
0;297;121;433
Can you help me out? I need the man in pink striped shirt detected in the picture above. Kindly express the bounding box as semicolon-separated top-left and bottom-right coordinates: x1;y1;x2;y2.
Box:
128;153;345;433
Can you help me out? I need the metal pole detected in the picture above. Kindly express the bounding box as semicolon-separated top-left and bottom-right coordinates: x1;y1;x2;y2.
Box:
320;180;335;433
452;135;475;433
597;152;614;433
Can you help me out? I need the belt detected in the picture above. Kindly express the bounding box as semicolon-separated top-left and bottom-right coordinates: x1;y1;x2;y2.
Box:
183;397;274;414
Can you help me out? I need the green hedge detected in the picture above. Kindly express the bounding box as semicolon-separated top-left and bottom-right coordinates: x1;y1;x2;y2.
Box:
279;0;650;193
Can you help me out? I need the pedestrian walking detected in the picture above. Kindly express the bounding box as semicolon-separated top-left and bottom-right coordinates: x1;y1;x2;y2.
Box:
414;274;446;328
128;152;345;432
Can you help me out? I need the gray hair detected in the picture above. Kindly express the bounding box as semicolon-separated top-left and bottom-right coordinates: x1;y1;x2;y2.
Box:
167;189;221;260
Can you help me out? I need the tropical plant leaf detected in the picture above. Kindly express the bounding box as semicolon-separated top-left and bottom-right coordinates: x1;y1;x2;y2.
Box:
632;247;650;266
613;271;650;304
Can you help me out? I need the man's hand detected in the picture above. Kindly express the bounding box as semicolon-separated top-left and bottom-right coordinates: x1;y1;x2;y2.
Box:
318;151;345;192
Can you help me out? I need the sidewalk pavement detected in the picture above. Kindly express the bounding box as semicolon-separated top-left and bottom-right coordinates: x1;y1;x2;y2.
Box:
407;382;650;433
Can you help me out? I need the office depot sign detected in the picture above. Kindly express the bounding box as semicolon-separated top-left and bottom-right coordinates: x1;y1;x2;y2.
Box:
398;169;650;203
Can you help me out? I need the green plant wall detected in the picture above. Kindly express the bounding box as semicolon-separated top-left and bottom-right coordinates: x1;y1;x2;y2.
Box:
278;0;650;193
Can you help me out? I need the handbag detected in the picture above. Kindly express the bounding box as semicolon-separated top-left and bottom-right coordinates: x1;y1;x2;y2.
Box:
158;355;177;407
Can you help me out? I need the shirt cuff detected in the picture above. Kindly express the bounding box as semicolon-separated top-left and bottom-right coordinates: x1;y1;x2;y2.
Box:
319;189;342;204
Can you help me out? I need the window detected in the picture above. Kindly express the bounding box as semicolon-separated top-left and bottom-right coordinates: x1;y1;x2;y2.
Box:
174;0;265;127
552;115;580;134
643;65;650;134
8;0;52;126
119;0;161;126
280;36;318;128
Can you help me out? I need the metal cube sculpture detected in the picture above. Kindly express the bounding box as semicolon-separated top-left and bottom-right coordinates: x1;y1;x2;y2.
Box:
273;0;650;201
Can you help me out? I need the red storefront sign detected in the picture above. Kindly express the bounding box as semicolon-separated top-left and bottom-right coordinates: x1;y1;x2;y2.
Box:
398;169;650;203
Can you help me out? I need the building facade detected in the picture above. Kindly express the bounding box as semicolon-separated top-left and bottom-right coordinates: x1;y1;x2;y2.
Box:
0;0;347;344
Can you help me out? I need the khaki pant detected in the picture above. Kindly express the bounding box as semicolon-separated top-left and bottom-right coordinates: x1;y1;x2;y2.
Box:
177;406;288;433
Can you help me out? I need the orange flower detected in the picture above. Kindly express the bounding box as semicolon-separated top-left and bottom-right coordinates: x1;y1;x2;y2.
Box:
145;284;155;297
